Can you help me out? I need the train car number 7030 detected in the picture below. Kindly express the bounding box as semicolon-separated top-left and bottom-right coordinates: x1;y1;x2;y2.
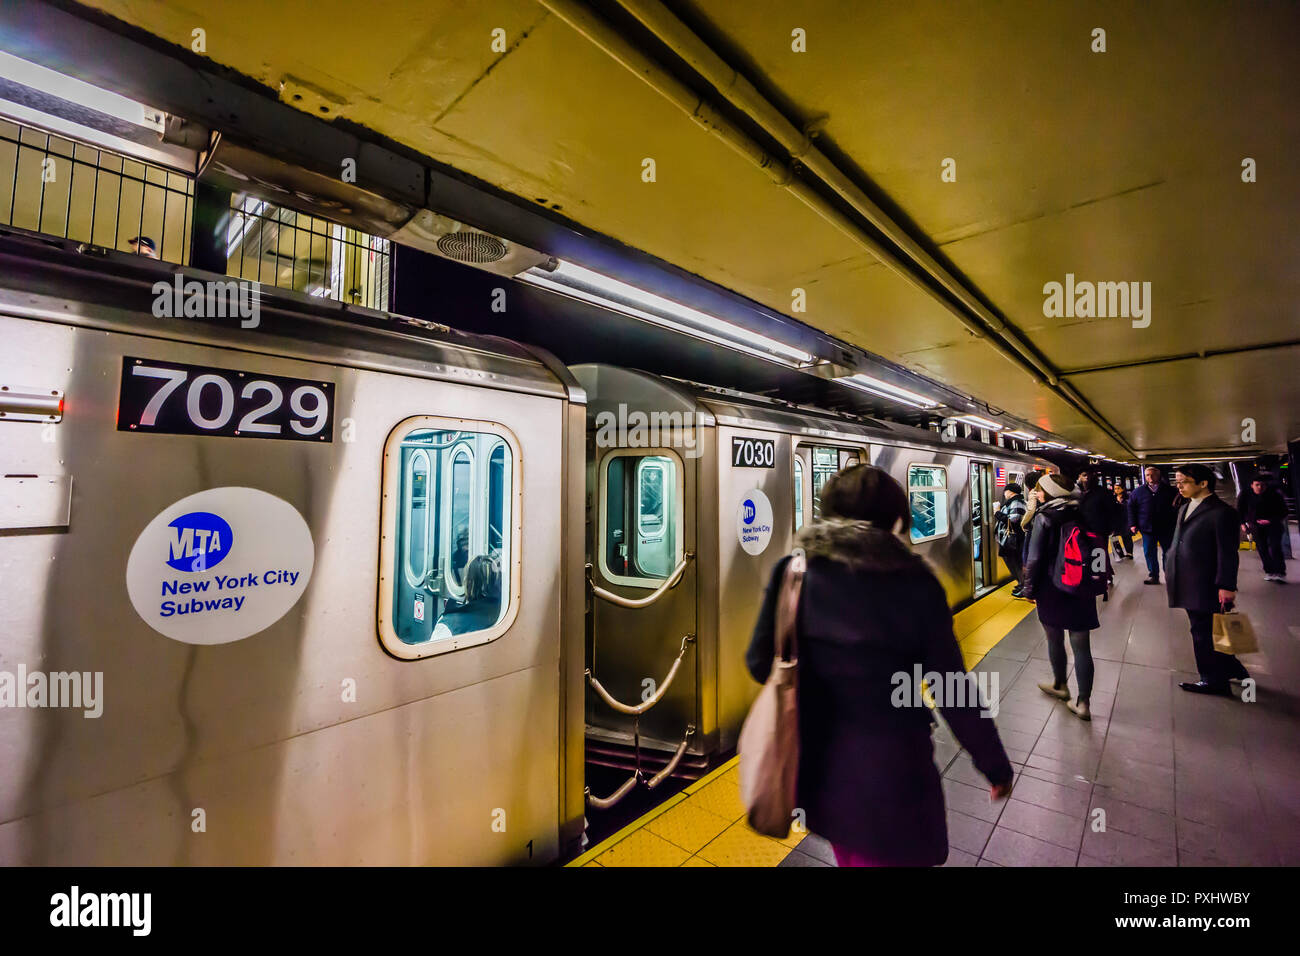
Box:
117;356;335;442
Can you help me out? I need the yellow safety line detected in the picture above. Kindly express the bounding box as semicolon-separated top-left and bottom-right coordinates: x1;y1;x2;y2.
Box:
570;580;1033;867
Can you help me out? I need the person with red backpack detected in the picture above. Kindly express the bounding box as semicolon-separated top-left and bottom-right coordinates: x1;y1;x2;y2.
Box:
1020;473;1103;721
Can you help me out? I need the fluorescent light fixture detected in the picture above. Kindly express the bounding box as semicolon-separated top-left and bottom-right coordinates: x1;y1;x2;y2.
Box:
1068;447;1093;455
839;374;939;409
0;51;162;133
0;50;196;171
1003;430;1038;441
519;260;814;366
1034;441;1068;449
953;415;1003;431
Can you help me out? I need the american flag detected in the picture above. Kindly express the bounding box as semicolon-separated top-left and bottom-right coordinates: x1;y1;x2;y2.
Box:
995;466;1006;488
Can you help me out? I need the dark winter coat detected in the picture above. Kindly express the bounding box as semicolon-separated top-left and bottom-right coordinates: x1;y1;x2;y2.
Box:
746;519;1013;865
1128;481;1178;537
1020;497;1101;631
1078;486;1114;539
1238;487;1288;526
1111;492;1131;534
1167;494;1240;613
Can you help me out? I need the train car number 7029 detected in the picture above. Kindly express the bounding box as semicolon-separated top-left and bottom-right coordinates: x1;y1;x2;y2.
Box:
117;356;335;442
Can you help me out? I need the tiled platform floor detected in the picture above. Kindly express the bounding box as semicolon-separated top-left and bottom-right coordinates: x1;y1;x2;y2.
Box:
572;530;1300;867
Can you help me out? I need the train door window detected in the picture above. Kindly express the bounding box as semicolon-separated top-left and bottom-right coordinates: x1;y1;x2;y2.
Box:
440;445;474;601
908;464;949;543
811;446;840;519
403;449;431;588
839;449;861;471
488;444;506;551
380;417;521;660
793;456;805;531
601;450;684;588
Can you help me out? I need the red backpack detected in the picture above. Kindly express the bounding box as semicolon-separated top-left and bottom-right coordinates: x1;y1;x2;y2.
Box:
1052;515;1109;596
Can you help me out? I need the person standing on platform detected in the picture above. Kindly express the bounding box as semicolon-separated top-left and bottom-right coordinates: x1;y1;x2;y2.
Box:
1129;466;1178;585
1166;464;1249;695
1111;485;1134;560
1020;473;1099;720
1240;476;1289;581
746;465;1013;867
1076;469;1116;599
995;482;1028;596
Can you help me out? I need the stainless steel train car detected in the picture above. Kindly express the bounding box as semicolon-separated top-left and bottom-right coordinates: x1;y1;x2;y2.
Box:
0;233;587;865
573;364;1051;791
0;231;1056;860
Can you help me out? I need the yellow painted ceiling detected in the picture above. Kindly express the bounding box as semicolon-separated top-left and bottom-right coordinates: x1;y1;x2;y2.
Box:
79;0;1300;457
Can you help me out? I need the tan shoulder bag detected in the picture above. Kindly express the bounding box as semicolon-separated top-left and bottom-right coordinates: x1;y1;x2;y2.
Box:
737;548;805;838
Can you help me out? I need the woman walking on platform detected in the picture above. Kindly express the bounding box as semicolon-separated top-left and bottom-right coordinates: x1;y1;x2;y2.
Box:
746;465;1014;866
1021;473;1100;721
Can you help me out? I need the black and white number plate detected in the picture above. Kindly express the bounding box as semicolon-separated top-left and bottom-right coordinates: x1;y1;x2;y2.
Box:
118;357;334;442
731;436;776;468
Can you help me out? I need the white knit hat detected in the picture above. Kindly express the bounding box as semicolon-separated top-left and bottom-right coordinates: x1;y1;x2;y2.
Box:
1038;473;1074;499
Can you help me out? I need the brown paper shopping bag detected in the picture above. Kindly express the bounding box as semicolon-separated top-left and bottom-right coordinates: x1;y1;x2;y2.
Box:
1212;611;1259;655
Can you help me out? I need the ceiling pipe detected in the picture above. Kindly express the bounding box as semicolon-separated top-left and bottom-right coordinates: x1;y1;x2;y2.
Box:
537;0;1134;456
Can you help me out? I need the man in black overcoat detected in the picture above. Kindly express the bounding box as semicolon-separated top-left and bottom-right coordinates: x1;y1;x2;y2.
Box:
1166;464;1250;695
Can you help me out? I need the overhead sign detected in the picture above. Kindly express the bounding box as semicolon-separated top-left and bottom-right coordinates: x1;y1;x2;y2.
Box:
732;436;776;468
737;488;774;556
118;357;334;442
126;487;315;644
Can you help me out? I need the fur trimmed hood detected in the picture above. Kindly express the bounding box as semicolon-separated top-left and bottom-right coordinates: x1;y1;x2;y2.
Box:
793;518;926;573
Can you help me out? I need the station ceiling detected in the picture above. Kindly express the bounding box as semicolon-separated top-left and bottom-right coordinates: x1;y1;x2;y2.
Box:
77;0;1300;459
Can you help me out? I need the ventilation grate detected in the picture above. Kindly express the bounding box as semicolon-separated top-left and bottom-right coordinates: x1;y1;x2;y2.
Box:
436;231;508;264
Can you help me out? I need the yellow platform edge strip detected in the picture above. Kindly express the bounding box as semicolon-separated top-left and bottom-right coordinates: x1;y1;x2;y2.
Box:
568;580;1031;867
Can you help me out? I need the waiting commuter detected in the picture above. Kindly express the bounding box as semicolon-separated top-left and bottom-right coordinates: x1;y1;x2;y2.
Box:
1020;470;1045;532
1021;473;1099;720
746;464;1013;866
1129;466;1178;585
1166;464;1250;695
1076;470;1112;535
994;482;1028;596
1111;486;1134;560
1239;476;1289;581
127;235;159;259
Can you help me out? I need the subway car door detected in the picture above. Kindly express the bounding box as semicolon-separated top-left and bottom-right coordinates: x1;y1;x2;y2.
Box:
586;444;698;768
970;461;997;594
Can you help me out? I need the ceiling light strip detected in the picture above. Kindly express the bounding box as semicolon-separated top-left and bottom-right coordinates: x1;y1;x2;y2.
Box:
518;269;804;367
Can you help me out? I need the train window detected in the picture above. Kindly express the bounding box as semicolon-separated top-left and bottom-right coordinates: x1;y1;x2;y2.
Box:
601;450;684;587
811;446;840;519
793;456;804;531
403;449;431;588
380;417;521;660
908;464;949;543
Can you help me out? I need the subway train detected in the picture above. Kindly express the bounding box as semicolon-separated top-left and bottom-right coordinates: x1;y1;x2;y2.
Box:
0;230;1047;865
575;365;1050;799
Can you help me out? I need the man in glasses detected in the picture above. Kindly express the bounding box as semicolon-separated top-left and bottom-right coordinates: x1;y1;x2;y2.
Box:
1165;463;1249;695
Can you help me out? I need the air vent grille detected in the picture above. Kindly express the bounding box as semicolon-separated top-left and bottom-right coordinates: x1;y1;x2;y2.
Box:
436;231;508;264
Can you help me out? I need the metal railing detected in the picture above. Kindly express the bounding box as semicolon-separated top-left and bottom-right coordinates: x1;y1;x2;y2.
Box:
0;115;392;312
0;116;193;263
226;194;391;311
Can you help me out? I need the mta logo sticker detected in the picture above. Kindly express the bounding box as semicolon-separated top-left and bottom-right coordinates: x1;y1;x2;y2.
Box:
742;499;757;523
166;511;233;572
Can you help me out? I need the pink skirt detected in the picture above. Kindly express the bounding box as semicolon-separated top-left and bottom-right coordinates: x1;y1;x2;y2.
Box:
832;845;881;867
